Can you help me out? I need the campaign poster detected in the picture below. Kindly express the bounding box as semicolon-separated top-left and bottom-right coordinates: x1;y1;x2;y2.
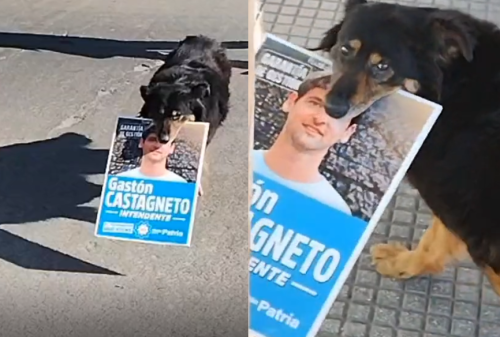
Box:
250;34;443;337
95;116;209;246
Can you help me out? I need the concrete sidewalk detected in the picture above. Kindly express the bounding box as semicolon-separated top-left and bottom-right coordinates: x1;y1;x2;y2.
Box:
260;0;500;336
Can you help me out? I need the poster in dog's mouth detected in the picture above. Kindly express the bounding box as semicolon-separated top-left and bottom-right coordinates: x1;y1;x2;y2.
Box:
168;114;197;142
153;113;196;144
250;33;443;337
304;70;397;121
95;116;209;247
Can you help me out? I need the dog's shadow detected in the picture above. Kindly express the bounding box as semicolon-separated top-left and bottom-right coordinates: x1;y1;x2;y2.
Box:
0;132;121;275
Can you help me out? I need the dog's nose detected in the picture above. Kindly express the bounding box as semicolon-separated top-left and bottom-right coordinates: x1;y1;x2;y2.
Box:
325;94;350;119
156;124;170;144
158;130;170;144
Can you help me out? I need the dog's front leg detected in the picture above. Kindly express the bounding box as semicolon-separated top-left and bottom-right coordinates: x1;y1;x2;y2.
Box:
370;215;469;279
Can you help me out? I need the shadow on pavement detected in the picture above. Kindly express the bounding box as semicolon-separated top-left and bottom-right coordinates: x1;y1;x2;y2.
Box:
0;230;121;275
0;32;248;70
0;132;121;275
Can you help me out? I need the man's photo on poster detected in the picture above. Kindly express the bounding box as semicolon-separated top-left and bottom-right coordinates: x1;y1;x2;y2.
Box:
108;119;205;185
254;71;422;221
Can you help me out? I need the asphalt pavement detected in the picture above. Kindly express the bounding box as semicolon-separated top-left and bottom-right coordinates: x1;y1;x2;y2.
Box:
0;1;248;336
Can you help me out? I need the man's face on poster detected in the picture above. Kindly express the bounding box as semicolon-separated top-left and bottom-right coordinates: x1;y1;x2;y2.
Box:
282;87;357;152
140;133;175;163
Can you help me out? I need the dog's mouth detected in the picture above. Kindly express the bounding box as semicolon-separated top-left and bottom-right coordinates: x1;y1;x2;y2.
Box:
330;93;394;120
324;72;398;120
156;113;195;144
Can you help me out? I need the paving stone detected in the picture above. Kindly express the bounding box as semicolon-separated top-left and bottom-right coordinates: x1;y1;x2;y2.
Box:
451;319;477;337
454;301;479;319
373;307;397;326
261;0;500;335
428;297;453;316
478;322;500;337
341;322;368;336
369;325;395;337
397;330;421;337
320;319;342;334
347;303;372;321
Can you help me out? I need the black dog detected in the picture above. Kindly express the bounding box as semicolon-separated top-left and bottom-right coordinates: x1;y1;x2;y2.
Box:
312;0;500;295
139;35;231;145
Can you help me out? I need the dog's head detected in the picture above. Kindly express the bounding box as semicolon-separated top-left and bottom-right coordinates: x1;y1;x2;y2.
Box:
139;63;211;143
311;0;476;118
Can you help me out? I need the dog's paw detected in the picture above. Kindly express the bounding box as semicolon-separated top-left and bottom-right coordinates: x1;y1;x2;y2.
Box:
370;243;414;279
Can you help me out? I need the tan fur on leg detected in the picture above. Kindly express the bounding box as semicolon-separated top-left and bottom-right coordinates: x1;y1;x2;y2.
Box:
371;216;469;279
484;266;500;296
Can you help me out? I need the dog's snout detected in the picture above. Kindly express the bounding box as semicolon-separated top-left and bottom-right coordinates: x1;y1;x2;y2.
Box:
325;92;351;118
158;130;170;144
152;120;170;144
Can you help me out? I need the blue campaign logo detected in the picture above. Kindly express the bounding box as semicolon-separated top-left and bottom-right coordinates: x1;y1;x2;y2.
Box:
96;175;197;245
250;172;368;337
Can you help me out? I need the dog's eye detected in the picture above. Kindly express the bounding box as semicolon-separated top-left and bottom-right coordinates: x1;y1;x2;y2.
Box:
340;46;350;56
171;111;181;120
375;62;389;71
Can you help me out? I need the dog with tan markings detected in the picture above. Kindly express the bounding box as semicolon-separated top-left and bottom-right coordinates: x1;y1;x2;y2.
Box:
311;0;500;295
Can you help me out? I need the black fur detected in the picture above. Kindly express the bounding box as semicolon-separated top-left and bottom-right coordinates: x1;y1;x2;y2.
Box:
139;35;231;145
314;0;500;273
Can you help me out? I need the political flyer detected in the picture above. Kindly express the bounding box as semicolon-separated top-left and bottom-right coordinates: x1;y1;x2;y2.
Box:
95;116;209;246
250;33;443;337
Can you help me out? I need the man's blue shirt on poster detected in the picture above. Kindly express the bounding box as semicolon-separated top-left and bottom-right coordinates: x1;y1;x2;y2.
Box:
252;149;352;215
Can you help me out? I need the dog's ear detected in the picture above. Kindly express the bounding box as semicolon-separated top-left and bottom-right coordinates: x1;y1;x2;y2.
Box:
308;23;343;52
428;10;476;62
345;0;367;13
